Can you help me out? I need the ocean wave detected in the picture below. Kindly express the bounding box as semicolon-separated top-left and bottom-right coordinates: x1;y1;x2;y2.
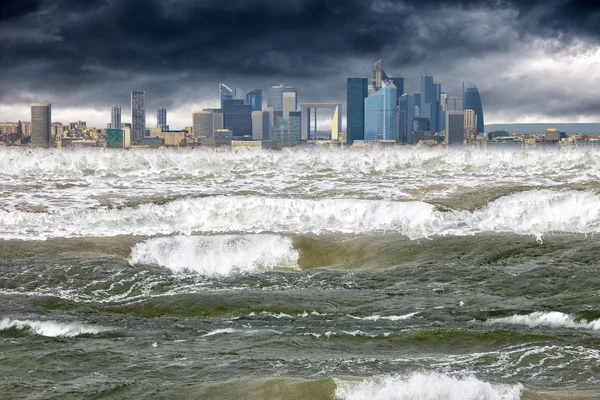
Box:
348;312;419;321
1;190;600;240
0;318;106;337
486;312;600;330
129;235;299;276
334;372;523;400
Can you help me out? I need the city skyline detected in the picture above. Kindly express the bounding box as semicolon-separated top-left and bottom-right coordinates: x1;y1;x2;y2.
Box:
2;1;600;128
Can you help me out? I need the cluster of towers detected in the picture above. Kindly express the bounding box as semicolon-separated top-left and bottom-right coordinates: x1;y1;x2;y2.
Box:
347;60;484;145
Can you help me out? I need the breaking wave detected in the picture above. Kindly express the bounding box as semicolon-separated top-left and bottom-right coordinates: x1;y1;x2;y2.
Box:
334;372;523;400
129;235;299;276
1;190;600;240
0;318;106;337
486;312;600;330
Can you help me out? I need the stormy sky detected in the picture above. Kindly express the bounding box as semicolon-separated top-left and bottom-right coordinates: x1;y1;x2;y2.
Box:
1;0;600;128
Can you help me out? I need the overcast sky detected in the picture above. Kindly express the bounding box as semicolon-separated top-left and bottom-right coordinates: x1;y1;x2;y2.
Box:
1;0;600;128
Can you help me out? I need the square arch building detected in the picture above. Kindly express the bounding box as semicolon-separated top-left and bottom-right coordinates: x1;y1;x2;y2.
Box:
300;103;342;141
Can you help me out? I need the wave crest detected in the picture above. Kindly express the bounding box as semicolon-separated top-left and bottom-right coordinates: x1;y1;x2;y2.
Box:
486;312;600;330
0;318;105;337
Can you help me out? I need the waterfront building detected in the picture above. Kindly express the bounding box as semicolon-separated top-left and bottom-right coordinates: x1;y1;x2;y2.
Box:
251;111;271;140
106;129;124;148
346;78;368;144
131;91;145;144
267;84;297;112
31;103;51;148
364;79;398;141
223;99;252;138
111;105;121;130
446;111;464;146
462;81;484;134
245;89;263;112
398;94;415;144
157;108;167;130
192;111;215;139
283;92;297;119
220;83;235;110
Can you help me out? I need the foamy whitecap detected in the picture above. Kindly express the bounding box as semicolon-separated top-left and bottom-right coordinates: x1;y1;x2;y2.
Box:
0;318;105;337
129;234;300;276
1;190;600;240
334;372;523;400
486;311;600;330
348;312;419;321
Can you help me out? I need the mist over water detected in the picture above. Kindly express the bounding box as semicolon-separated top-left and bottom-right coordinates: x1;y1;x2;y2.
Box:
1;147;600;399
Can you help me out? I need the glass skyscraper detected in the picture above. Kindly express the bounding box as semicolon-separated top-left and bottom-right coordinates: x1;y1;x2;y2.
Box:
462;81;485;134
346;78;368;144
223;99;252;138
111;105;121;130
220;83;235;110
245;89;263;112
157;107;167;130
130;91;145;144
267;84;297;112
398;94;415;144
364;80;398;141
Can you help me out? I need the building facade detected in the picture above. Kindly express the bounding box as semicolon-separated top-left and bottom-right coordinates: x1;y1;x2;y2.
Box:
462;81;484;134
346;78;368;144
157;108;167;130
446;111;464;146
106;128;124;148
245;89;263;112
267;84;297;112
223;99;252;138
364;80;398;141
131;91;145;144
31;103;51;148
111;105;121;130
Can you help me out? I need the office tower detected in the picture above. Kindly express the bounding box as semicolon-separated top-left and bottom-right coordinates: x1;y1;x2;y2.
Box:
419;75;442;134
111;105;121;130
106;129;124;148
283;92;297;119
213;129;233;146
131;91;145;144
440;93;447;112
157;107;167;130
398;94;415;144
545;128;560;142
346;78;368;144
371;59;385;91
289;111;301;145
446;111;464;146
31;103;51;148
193;111;215;139
462;81;484;134
464;109;477;142
246;89;263;112
220;83;235;110
447;97;462;112
364;79;398;141
251;111;271;140
223;99;252;138
390;77;404;102
267;84;297;112
263;107;275;127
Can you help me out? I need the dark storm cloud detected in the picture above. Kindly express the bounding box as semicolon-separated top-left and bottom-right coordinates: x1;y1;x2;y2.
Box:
1;0;600;124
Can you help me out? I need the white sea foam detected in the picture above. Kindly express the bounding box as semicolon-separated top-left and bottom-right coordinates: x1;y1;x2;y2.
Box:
334;372;523;400
1;190;600;240
348;312;419;321
129;235;299;276
486;311;600;330
0;318;105;337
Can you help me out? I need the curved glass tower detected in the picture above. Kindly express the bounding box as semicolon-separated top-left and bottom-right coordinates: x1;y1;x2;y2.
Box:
462;81;484;134
364;80;398;141
245;89;263;112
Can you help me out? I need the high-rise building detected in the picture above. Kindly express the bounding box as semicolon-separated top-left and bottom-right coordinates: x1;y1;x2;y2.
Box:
31;103;51;148
346;78;368;144
157;107;167;130
106;129;124;148
220;83;235;110
398;94;415;144
545;128;560;142
251;111;271;140
464;109;477;142
263;107;275;127
462;81;484;134
223;99;252;138
111;105;121;130
289;111;301;145
283;92;297;119
193;111;215;139
447;97;462;112
419;75;442;134
131;91;145;144
446;111;464;146
267;84;297;112
364;79;398;141
245;89;263;112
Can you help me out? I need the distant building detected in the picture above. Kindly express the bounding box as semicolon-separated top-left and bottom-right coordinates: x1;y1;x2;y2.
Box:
131;91;145;144
31;103;51;148
111;105;121;130
464;109;477;142
157;107;167;130
267;84;297;112
245;89;263;112
398;94;415;144
192;111;215;139
488;130;509;141
419;75;442;134
364;79;397;141
223;99;252;138
283;91;297;119
220;83;236;110
251;111;270;140
446;96;462;112
289;111;301;145
462;81;484;134
545;128;560;142
446;111;464;146
106;129;124;148
213;129;233;146
346;78;369;144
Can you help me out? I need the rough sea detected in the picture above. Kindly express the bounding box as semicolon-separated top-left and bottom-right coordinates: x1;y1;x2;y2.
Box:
1;146;599;399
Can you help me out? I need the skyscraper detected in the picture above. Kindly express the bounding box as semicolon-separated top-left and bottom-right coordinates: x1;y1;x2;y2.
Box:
31;103;51;148
398;94;415;144
267;84;297;112
346;78;368;144
462;81;484;134
220;84;235;110
251;111;270;140
245;89;263;112
446;111;464;146
193;111;214;139
223;99;252;138
111;105;121;130
157;107;167;130
419;75;441;134
283;92;297;119
364;79;398;141
131;91;145;144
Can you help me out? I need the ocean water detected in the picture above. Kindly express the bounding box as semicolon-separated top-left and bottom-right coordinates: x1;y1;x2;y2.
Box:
1;146;599;399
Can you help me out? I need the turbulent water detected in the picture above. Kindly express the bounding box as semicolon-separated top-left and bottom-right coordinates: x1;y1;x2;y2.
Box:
1;146;600;399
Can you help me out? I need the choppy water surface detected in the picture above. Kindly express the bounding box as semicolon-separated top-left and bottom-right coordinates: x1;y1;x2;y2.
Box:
1;146;600;399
